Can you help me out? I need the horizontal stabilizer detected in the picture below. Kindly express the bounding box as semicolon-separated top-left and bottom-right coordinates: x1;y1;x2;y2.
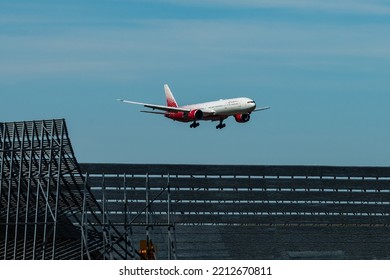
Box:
140;110;166;115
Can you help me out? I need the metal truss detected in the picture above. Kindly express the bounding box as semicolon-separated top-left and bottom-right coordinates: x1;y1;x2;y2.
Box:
84;173;177;260
0;119;135;260
2;118;390;259
81;163;390;259
81;163;390;227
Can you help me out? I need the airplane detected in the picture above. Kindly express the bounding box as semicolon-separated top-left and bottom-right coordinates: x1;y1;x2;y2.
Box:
117;84;270;129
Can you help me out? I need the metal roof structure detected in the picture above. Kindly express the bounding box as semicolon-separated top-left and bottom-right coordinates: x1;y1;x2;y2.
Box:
0;119;134;259
2;119;390;260
81;163;390;259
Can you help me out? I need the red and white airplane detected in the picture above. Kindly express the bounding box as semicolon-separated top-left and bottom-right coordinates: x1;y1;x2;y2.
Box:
118;84;270;129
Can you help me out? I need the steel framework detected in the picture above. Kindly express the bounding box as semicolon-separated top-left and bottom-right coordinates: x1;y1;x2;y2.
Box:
2;119;390;259
0;119;139;259
81;163;390;226
81;163;390;259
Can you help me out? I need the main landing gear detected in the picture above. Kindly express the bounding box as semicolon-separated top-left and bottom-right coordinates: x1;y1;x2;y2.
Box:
189;120;226;129
216;120;226;129
190;121;200;128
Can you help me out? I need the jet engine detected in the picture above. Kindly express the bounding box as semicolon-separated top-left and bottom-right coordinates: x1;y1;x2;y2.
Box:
188;109;203;120
234;113;250;123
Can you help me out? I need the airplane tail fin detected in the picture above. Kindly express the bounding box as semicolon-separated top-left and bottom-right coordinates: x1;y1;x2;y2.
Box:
164;84;178;107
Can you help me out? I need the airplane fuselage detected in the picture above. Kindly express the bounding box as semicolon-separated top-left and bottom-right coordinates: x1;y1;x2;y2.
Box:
165;97;256;122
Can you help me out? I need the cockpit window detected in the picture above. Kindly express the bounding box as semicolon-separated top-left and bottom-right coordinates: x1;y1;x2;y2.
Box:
247;101;255;104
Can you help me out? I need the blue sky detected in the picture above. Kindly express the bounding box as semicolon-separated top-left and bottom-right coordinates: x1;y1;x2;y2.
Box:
1;0;389;166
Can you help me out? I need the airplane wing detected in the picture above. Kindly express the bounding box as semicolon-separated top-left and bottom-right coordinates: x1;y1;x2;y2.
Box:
117;99;190;113
253;106;271;112
117;99;216;115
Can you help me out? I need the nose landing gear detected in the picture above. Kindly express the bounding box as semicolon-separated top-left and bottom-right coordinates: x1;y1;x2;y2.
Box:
216;120;226;129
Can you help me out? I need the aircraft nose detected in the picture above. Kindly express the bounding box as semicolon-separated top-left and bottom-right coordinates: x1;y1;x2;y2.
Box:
248;99;256;110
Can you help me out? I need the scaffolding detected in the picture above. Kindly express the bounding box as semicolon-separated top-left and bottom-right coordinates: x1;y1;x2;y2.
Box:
2;119;390;260
84;173;177;260
0;119;173;260
81;163;390;259
82;163;390;227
